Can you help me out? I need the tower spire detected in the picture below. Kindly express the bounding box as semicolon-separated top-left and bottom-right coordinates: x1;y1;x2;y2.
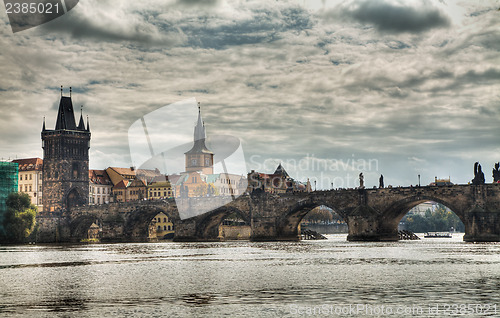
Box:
86;115;90;132
42;116;46;131
60;85;63;96
194;102;205;141
77;105;85;130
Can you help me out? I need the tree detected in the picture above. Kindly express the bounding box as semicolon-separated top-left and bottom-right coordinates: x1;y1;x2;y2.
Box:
402;203;464;232
303;207;334;224
0;192;37;243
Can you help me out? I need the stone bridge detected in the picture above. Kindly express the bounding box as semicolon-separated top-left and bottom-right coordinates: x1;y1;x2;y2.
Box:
36;184;500;243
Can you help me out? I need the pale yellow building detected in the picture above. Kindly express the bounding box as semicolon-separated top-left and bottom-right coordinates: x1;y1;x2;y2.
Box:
12;158;43;210
148;178;173;200
152;212;174;239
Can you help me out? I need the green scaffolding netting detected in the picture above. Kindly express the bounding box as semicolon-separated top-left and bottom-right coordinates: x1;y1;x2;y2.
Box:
0;162;19;233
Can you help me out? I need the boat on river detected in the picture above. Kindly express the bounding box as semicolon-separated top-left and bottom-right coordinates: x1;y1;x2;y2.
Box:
424;232;452;238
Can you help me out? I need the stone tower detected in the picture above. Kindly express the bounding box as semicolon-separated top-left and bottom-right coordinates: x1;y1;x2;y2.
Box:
184;103;214;175
41;87;90;213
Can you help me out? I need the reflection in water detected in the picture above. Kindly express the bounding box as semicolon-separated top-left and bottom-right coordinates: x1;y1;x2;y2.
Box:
0;234;499;317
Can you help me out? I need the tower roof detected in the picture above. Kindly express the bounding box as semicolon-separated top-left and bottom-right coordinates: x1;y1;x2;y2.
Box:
194;104;206;141
185;103;213;155
55;96;77;130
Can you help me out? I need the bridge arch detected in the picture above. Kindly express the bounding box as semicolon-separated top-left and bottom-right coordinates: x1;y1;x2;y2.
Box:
384;195;464;222
278;199;346;240
196;206;250;241
381;195;466;235
124;206;178;242
69;215;102;242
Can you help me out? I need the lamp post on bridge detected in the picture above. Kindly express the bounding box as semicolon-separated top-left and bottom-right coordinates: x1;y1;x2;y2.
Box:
314;180;317;191
418;174;421;187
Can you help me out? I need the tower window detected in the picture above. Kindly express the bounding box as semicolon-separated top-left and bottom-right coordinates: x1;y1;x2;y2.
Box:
205;158;210;166
72;163;79;179
191;159;197;166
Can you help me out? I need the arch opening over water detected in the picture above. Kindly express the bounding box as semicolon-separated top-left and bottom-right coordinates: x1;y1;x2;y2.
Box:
196;206;251;241
279;201;347;240
399;201;465;235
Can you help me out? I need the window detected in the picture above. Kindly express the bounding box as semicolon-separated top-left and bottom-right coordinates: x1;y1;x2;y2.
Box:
191;159;197;166
167;225;171;231
29;185;32;192
72;163;79;179
192;177;196;183
97;188;100;194
164;192;167;196
163;226;167;231
29;174;32;180
205;158;210;166
163;218;167;223
157;226;161;231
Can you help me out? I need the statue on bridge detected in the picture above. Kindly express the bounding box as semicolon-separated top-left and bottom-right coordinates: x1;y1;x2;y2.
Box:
493;163;500;183
472;162;485;185
379;175;384;188
359;173;364;189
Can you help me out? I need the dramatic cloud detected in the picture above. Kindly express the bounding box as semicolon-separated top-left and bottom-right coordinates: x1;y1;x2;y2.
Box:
324;0;451;33
0;0;499;188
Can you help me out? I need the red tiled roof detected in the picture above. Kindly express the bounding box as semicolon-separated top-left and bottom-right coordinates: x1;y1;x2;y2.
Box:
11;158;43;171
108;167;137;177
89;169;112;185
113;180;129;189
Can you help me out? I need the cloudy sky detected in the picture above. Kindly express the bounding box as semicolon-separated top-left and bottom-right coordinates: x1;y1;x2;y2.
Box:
0;0;499;189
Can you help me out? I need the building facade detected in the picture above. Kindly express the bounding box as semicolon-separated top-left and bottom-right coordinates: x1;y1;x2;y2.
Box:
89;170;113;205
247;164;306;194
152;212;174;239
12;158;43;210
147;177;173;200
41;89;91;213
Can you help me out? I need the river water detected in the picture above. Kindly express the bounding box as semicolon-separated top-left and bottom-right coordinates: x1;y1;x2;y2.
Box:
0;234;499;317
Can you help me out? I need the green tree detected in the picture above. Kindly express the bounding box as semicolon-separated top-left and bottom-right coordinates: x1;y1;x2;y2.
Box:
402;203;464;232
0;192;37;243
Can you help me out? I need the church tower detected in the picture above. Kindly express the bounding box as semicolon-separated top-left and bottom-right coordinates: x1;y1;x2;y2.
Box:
41;87;91;213
185;103;214;175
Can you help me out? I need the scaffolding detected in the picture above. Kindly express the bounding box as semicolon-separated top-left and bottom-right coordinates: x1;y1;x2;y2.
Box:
0;162;19;234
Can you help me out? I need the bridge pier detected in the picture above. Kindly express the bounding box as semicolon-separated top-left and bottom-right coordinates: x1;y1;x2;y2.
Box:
463;208;500;242
346;216;399;241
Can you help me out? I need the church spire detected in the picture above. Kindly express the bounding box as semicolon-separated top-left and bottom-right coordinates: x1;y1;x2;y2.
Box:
194;102;206;141
86;115;90;132
42;116;46;132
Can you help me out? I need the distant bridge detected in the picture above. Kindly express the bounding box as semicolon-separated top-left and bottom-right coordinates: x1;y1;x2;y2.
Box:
37;184;500;243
